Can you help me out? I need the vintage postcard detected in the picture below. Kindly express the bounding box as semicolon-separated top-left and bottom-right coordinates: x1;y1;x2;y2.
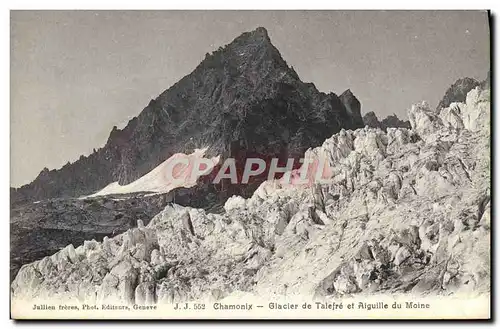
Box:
10;10;491;320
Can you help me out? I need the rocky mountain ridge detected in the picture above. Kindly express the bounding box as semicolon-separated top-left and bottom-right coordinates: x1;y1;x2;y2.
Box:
363;71;490;133
11;27;363;205
10;27;368;285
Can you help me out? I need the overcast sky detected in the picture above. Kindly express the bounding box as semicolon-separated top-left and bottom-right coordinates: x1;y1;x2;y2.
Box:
11;10;490;187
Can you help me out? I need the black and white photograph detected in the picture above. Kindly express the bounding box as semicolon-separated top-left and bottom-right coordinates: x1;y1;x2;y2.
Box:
9;10;491;320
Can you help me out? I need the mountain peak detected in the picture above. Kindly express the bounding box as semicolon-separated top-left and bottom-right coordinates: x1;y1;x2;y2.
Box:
238;26;270;42
436;77;480;111
341;89;354;96
226;26;273;52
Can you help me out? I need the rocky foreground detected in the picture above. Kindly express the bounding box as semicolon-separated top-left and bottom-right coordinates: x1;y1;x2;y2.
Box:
12;85;490;305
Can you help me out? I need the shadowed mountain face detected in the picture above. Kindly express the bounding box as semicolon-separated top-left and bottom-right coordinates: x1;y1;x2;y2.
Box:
436;77;481;111
11;27;364;204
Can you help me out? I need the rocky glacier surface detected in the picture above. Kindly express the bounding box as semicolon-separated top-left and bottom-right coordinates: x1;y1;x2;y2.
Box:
12;84;490;305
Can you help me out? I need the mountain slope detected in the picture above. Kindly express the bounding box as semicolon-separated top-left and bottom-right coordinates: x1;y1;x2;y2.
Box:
11;27;363;204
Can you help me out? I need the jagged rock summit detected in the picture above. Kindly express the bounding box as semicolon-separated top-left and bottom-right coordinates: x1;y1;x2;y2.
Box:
436;77;481;112
11;26;364;204
12;82;490;305
9;27;366;285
